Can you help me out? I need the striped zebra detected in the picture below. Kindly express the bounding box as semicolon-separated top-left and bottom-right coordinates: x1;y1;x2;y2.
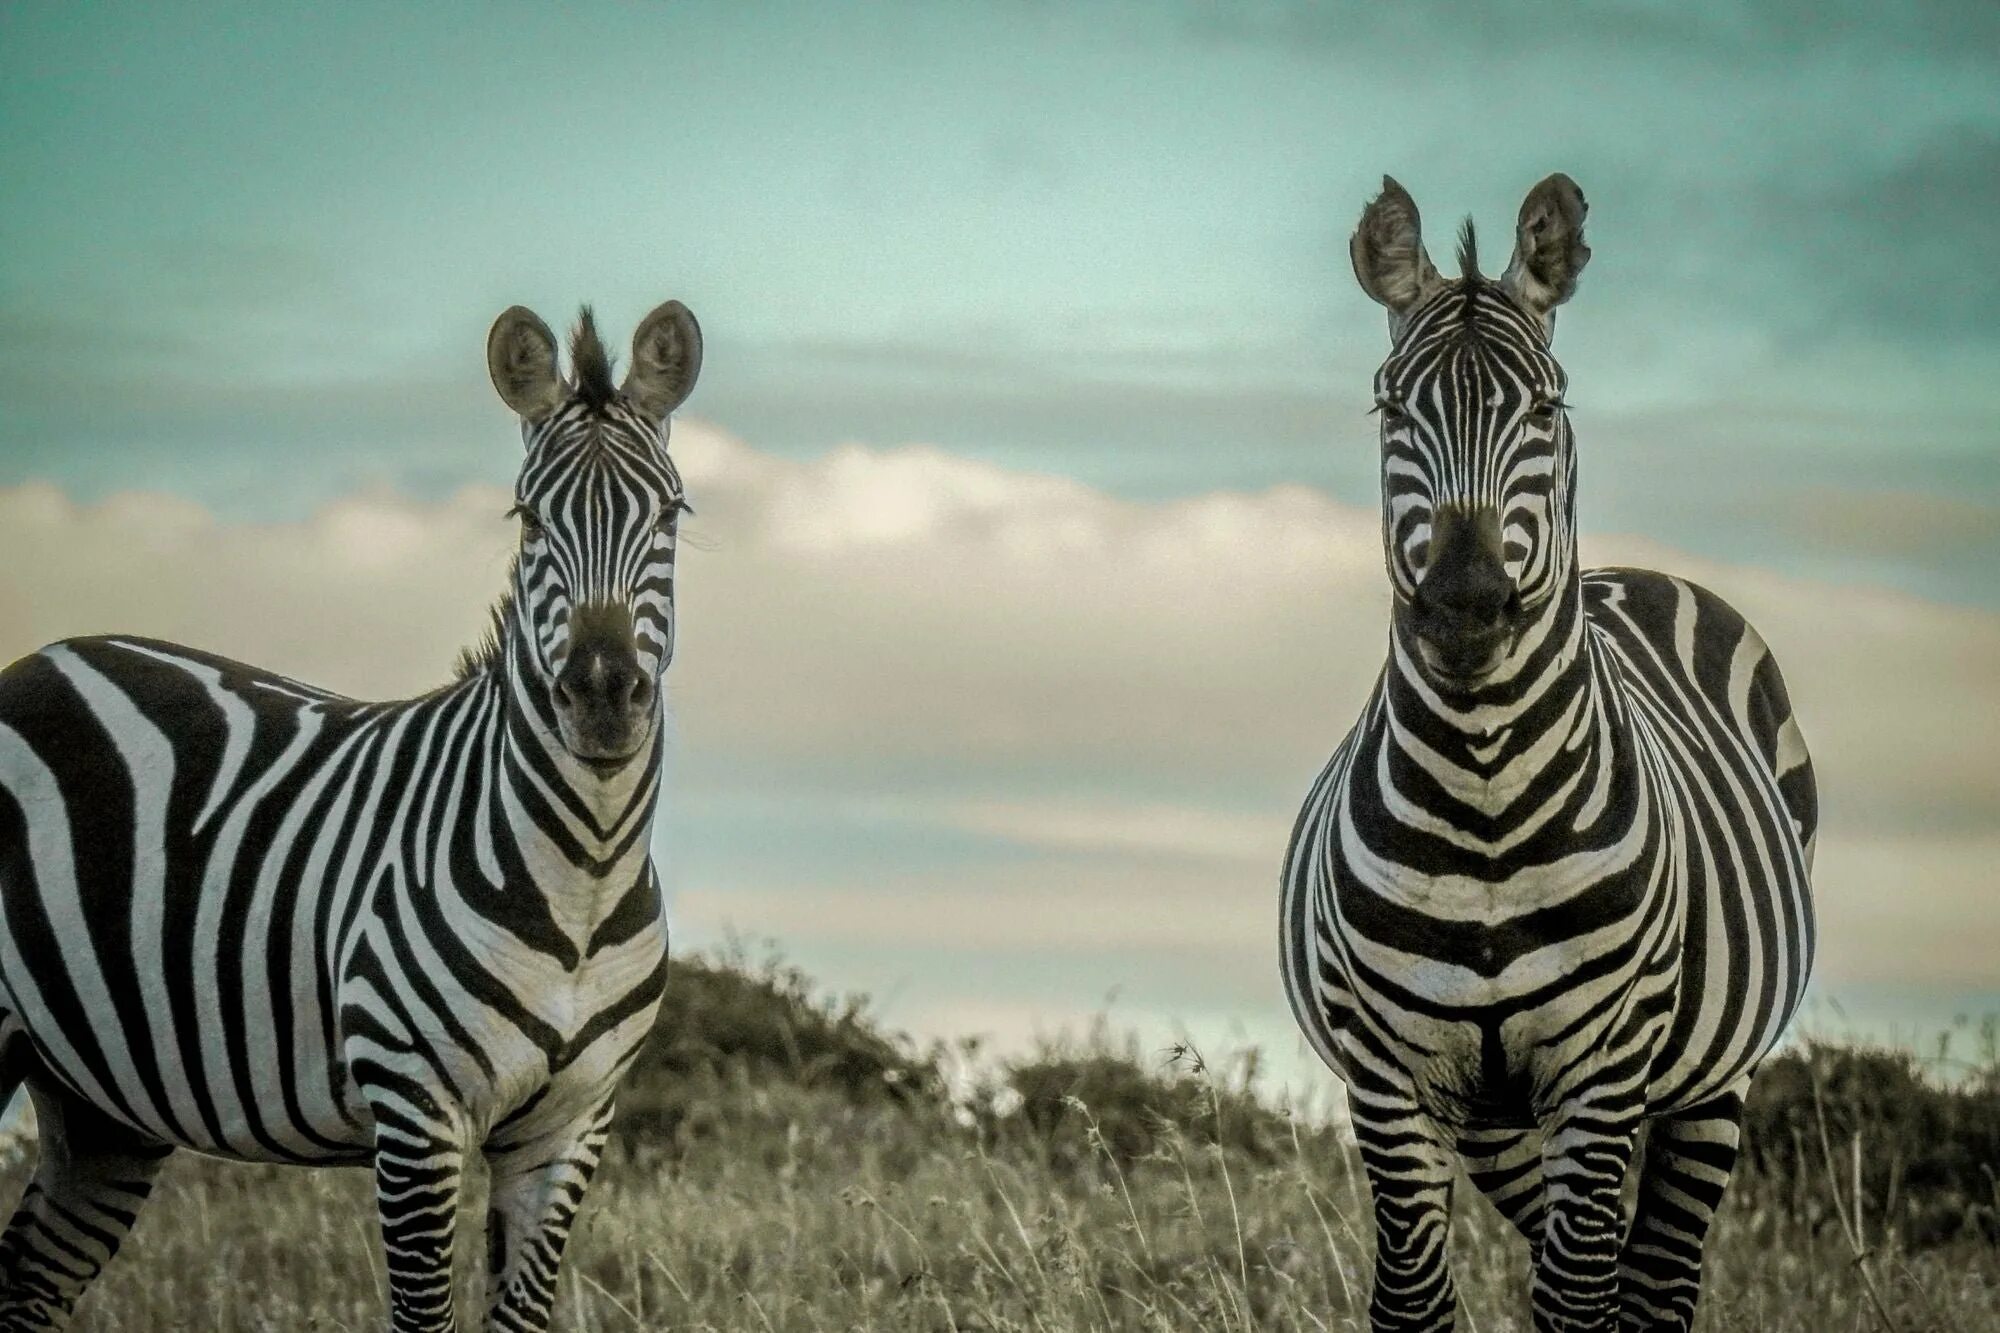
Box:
0;299;703;1331
1280;176;1816;1332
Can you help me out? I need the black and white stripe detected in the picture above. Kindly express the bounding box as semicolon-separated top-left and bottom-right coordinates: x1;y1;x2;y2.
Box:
1282;177;1816;1331
0;300;703;1332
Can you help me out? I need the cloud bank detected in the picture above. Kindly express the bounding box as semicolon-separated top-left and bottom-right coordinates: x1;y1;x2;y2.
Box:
1;423;1993;1069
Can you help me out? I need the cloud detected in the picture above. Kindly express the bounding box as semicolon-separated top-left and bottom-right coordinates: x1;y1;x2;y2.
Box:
1176;0;2000;63
0;233;409;401
1;424;1995;1060
935;798;1292;864
666;430;1385;786
1792;125;2000;339
1765;485;2000;567
1807;831;2000;987
667;428;2000;832
0;481;514;700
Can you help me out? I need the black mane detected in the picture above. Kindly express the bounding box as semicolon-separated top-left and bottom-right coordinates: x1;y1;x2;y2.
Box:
452;556;518;681
569;306;618;412
1455;217;1482;282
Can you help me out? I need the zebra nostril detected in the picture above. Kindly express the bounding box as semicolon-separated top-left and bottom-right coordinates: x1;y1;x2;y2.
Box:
555;650;648;717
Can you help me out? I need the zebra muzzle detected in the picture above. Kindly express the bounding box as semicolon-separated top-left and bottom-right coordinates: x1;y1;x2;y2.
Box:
551;605;655;765
1406;509;1521;684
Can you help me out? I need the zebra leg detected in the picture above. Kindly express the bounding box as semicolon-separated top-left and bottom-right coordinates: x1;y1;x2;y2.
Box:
1616;1082;1747;1331
1351;1081;1460;1331
1531;1108;1641;1333
0;1084;173;1331
482;1099;616;1332
367;1099;468;1333
1457;1126;1545;1256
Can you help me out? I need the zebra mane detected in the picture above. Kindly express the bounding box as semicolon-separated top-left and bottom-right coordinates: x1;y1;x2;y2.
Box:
452;556;519;681
1455;217;1482;282
569;307;618;412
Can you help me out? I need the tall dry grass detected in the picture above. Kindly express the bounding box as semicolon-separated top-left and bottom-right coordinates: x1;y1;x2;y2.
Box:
0;955;1991;1331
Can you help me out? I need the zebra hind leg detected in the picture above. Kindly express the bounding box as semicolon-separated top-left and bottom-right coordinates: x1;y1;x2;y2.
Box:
1456;1125;1545;1260
0;1081;174;1331
1616;1083;1748;1331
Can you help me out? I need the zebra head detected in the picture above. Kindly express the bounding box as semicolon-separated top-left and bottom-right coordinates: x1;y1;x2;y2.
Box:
1350;174;1591;690
485;301;703;769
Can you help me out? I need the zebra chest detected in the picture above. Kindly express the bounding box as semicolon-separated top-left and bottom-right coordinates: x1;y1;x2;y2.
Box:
1329;839;1656;1124
473;924;668;1131
1342;977;1637;1130
1333;861;1643;1006
340;900;666;1143
1406;1016;1539;1130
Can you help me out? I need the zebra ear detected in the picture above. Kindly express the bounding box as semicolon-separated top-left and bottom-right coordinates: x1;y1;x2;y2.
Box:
622;300;703;421
486;306;564;422
1500;173;1591;328
1351;176;1445;335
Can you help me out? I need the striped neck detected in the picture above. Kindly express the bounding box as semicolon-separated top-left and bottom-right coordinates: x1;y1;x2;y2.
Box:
1382;565;1607;822
451;613;665;954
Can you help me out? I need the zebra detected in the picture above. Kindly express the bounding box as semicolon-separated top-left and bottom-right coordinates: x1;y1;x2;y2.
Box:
0;299;703;1331
1280;175;1816;1332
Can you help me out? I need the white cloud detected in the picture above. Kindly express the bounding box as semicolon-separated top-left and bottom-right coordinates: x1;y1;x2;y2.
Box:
668;427;1387;781
1;422;1994;1061
935;798;1293;864
0;480;513;700
1807;831;2000;987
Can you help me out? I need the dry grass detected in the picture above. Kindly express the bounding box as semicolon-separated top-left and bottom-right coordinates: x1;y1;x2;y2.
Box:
3;958;1994;1331
0;1075;1991;1331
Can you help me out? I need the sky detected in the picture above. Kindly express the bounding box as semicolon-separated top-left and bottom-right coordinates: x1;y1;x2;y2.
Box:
1;0;1997;1093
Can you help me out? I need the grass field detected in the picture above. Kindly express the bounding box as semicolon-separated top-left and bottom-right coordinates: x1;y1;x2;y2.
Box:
2;957;1994;1331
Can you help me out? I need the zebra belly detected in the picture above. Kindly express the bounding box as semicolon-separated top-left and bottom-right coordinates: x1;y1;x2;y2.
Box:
1583;569;1818;1113
0;953;370;1162
0;922;371;1163
1641;801;1812;1115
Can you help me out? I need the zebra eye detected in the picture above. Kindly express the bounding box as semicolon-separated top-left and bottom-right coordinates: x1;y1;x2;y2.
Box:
655;498;693;529
508;504;545;539
1373;396;1408;425
1528;398;1566;425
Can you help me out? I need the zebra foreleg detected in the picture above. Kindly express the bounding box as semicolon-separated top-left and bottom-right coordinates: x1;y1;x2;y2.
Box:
482;1099;616;1333
366;1092;468;1333
1351;1079;1461;1331
1457;1125;1545;1257
1531;1106;1641;1333
1616;1082;1747;1331
0;1084;173;1331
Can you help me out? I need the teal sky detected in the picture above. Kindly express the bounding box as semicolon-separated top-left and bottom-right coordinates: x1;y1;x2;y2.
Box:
2;1;1997;1077
4;0;1998;599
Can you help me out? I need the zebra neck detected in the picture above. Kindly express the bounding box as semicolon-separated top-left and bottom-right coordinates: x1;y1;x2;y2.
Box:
485;628;664;902
1381;574;1611;820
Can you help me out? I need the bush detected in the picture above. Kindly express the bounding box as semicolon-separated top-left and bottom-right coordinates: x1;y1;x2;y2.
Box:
614;949;948;1150
988;1038;1306;1169
1742;1036;2000;1247
609;952;2000;1255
